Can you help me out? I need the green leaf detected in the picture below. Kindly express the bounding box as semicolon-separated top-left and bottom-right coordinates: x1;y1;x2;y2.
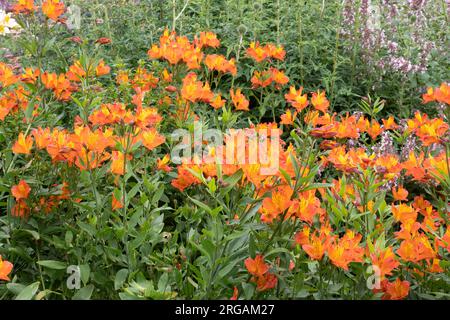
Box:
15;282;40;300
278;168;292;187
188;196;213;215
114;269;129;290
7;283;26;295
23;229;40;240
207;178;217;193
265;247;292;258
249;233;256;257
241;282;255;299
157;273;169;292
79;264;90;285
222;170;243;194
218;259;239;279
77;221;96;236
37;260;67;270
302;183;332;191
72;285;94;300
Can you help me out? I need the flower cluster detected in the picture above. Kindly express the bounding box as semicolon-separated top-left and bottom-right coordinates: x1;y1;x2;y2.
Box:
13;0;65;21
0;9;448;300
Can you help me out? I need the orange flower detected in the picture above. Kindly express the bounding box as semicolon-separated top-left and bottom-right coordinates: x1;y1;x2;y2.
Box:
373;154;402;180
302;234;326;260
162;68;173;82
12;132;33;155
284;86;309;112
280;109;297;125
11;200;30;218
210;94;226;110
422;87;435;103
406;111;428;133
327;146;374;174
132;67;159;91
148;29;204;69
397;234;435;263
334;114;360;139
255;273;278;292
265;43;286;61
327;231;364;270
230;88;249;111
134;107;163;128
402;151;428;182
72;125;115;153
415;118;448;146
11;180;31;201
204;54;237;76
251;70;273;88
95;60;111;77
424;83;450;104
425;152;450;185
245;255;269;277
406;111;449;146
294;226;310;246
370;247;400;278
41;72;76;101
310;124;338;139
428;259;444;273
157;154;171;172
382;278;410;300
327;243;348;269
259;185;293;222
319;140;339;150
392;204;417;224
382;116;398;130
110;151;132;175
139;128;165;151
246;42;285;62
412;195;431;213
21;67;40;84
66;60;86;81
311;90;330;113
251;68;288;89
0;256;13;281
95;37;112;45
0;62;19;87
366;119;383;140
116;70;129;85
290;191;325;224
42;0;65;21
246;42;268;62
392;186;408;202
112;194;123;211
433;82;450;104
245;255;278;292
197;31;220;48
171;164;202;191
270;68;289;86
440;228;450;252
13;0;37;13
0;96;13;121
181;73;213;103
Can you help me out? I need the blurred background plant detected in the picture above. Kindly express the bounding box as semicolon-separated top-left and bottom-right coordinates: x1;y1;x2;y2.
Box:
3;0;447;117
